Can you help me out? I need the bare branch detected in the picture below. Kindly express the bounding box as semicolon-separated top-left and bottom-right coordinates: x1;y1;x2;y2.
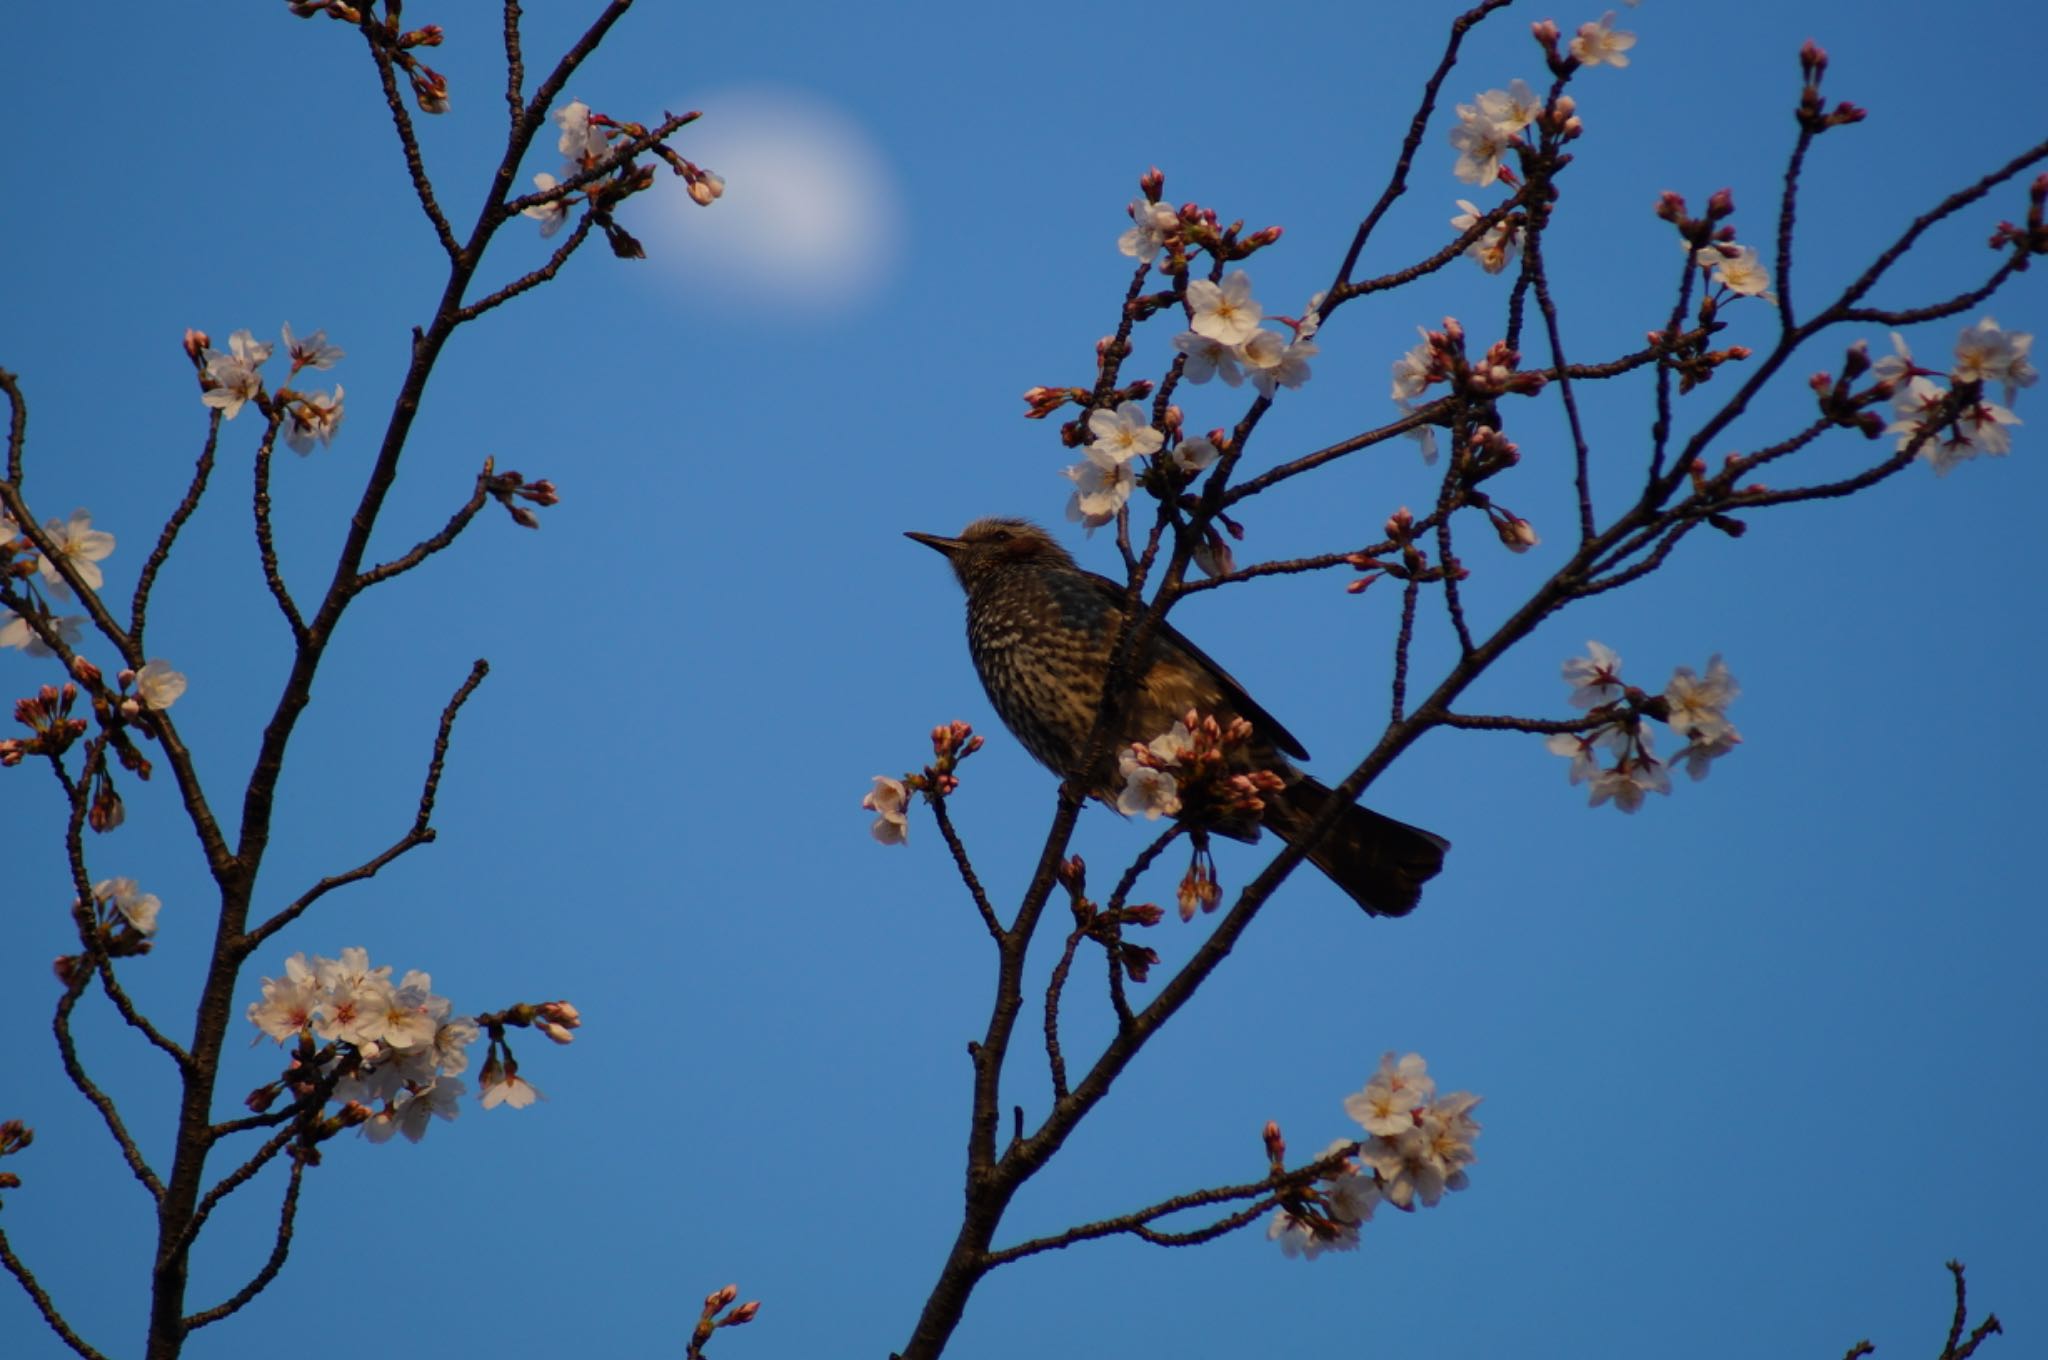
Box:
182;1159;305;1332
174;1124;299;1257
1043;928;1083;1100
351;468;492;592
254;424;309;644
453;213;600;325
360;19;462;262
930;794;1002;942
1324;0;1520;302
501;0;527;133
242;659;489;955
131;410;223;648
95;956;195;1073
0;1224;109;1360
1;367;24;484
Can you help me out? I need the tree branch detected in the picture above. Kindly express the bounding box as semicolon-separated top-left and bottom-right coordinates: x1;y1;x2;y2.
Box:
241;659;488;956
182;1159;305;1332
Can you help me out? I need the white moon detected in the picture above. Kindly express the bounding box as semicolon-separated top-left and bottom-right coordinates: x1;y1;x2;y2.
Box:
646;86;903;313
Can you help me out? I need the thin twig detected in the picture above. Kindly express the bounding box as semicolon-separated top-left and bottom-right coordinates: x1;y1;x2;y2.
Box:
502;0;527;133
1391;576;1421;724
173;1124;298;1256
0;1225;109;1360
131;410;222;647
95;957;195;1073
361;19;462;262
1043;928;1084;1100
453;213;600;324
253;426;308;644
930;794;1003;941
1324;0;1519;302
1;367;25;484
182;1159;306;1331
241;659;489;955
351;470;491;592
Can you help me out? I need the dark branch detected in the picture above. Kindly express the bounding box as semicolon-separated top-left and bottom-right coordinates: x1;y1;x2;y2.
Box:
182;1159;306;1332
241;659;489;955
0;1224;108;1360
131;410;222;649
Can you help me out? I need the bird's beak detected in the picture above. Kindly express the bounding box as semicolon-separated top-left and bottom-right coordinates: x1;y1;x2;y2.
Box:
904;530;965;557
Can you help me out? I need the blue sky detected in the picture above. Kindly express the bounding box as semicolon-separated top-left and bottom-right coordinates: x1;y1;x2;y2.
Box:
2;2;2043;1357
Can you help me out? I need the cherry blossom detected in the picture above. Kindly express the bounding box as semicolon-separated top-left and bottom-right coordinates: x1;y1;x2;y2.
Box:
1561;640;1624;708
1698;243;1774;301
1114;756;1181;820
1343;1051;1435;1137
1663;655;1739;745
135;659;188;710
247;953;323;1042
1448;101;1517;187
862;776;910;845
1085;401;1165;463
1451;200;1521;274
1241;330;1317;397
200;330;272;419
1185;270;1263;346
36;509;116;600
523;172;573;236
93;877;161;934
1952;316;2038;404
554;99;606;165
1570;11;1637;68
0;610;82;655
1172;331;1246;387
281;323;344;373
283;386;345;455
1168;435;1220;476
1117;198;1179;261
1063;444;1137;530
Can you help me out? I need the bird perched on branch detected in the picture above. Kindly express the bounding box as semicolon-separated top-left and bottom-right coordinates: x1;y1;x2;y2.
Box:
906;517;1448;916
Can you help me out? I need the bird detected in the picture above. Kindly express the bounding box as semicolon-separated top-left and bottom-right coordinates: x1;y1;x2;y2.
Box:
906;516;1448;916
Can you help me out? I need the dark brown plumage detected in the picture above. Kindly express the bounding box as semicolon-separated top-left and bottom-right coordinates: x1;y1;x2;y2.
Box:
906;516;1448;916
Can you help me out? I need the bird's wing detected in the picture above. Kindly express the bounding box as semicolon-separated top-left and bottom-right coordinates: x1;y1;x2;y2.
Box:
1083;570;1312;761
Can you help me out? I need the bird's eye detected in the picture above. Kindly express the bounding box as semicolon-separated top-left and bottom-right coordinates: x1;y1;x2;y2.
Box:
989;528;1014;543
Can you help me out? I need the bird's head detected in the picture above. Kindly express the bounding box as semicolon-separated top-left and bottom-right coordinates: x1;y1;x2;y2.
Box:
905;517;1077;590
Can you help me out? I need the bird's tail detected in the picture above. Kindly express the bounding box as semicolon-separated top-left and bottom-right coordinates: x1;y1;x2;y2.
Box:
1264;777;1449;917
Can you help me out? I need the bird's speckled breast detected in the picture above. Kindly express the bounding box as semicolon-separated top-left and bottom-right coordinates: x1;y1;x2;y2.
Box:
964;567;1117;781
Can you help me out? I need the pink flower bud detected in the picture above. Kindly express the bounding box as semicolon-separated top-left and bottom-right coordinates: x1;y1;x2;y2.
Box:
182;329;211;362
728;1301;761;1325
1707;188;1736;219
539;1021;575;1045
1654;191;1688;223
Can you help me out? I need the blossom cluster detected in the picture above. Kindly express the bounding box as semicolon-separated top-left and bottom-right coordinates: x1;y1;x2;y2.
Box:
1545;641;1740;811
1062;269;1314;540
1168;270;1320;400
245;947;527;1143
523;100;723;240
1114;710;1285;827
1878;317;2035;473
92;876;161;935
859;721;986;845
1385;320;1544;469
1268;1052;1483;1259
193;324;347;454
